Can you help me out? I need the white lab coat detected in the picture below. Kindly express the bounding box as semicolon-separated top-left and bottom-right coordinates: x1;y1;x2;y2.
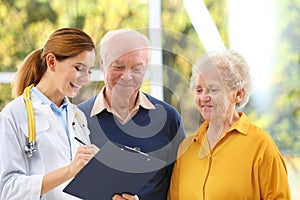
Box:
0;92;91;200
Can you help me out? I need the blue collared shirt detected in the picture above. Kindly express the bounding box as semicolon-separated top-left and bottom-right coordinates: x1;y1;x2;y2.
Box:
31;87;72;159
32;87;69;130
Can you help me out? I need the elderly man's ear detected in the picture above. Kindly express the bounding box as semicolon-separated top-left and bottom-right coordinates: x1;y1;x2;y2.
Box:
99;57;104;70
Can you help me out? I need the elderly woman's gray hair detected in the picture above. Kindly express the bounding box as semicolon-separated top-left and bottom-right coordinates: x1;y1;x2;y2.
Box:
190;50;252;109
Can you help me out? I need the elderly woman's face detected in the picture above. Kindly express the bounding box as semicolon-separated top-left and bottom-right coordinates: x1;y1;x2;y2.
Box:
194;69;237;123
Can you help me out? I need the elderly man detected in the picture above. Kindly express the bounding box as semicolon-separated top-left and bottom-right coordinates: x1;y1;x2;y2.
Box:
79;28;185;200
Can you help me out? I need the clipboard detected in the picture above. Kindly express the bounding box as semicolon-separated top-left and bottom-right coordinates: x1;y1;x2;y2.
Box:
63;141;166;200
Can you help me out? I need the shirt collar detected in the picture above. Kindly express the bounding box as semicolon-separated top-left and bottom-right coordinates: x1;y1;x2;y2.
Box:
226;112;250;135
31;87;69;114
90;86;155;117
193;112;250;143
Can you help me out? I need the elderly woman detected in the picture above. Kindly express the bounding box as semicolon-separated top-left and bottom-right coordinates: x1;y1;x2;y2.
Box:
168;50;291;200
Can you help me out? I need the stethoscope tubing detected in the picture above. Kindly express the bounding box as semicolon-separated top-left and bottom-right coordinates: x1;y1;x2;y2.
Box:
23;84;36;158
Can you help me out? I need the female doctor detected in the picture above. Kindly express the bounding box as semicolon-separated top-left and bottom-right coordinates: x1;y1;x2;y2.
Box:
0;28;99;200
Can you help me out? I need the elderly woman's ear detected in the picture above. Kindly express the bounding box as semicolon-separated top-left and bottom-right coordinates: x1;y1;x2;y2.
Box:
235;88;245;105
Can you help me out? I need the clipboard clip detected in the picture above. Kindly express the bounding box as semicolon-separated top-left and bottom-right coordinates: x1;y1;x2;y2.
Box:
123;146;150;158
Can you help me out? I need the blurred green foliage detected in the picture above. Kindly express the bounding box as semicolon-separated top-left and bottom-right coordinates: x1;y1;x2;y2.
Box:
0;84;13;107
0;0;299;154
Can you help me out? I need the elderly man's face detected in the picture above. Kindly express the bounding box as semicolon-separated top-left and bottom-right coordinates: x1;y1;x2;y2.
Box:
103;49;148;100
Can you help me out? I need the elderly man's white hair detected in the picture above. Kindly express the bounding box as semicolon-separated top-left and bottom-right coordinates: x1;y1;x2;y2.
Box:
99;28;150;67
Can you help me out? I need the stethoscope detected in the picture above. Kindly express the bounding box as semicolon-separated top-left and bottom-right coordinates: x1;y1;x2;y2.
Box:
23;84;85;158
23;84;36;158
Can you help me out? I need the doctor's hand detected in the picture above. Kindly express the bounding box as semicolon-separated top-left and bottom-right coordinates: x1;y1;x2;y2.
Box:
112;194;139;200
69;144;99;177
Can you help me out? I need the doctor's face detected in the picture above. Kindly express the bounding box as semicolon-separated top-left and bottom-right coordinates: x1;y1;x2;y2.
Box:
55;50;95;98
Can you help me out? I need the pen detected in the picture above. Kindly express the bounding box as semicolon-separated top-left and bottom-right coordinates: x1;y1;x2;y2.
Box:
74;137;86;145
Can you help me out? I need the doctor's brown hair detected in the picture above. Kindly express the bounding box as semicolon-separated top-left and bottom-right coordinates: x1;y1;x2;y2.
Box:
12;28;95;97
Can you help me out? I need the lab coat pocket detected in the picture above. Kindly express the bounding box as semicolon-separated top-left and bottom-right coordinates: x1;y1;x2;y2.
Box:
20;118;50;155
20;118;50;138
72;120;90;145
19;119;50;174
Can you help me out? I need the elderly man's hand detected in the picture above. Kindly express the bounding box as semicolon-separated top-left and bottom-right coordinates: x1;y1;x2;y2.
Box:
112;193;139;200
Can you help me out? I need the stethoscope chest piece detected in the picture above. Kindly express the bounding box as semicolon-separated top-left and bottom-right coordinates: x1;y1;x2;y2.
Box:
24;141;36;158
